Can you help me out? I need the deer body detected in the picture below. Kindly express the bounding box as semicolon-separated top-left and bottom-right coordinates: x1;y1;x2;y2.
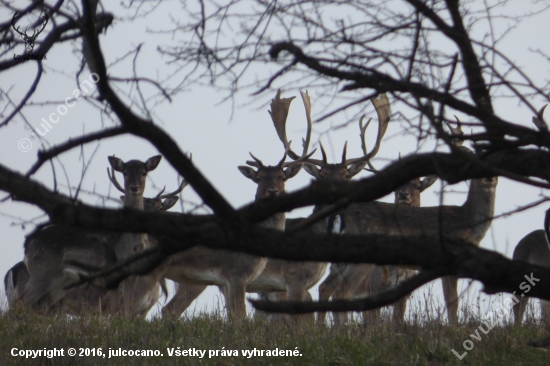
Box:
161;164;303;319
4;261;29;309
20;156;174;316
245;216;328;321
512;229;550;326
162;90;314;320
340;178;496;241
325;175;497;325
319;177;437;325
8;195;177;313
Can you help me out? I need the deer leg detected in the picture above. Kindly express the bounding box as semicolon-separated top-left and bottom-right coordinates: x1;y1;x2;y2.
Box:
392;268;414;324
253;292;272;321
22;271;64;312
541;300;550;328
357;267;385;327
265;292;288;323
331;264;373;326
286;286;314;324
317;264;345;325
392;295;409;324
225;280;247;320
442;276;459;325
162;282;207;317
331;283;358;326
511;295;528;327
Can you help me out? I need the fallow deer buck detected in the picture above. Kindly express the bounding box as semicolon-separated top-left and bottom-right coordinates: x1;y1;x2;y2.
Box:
291;94;437;323
511;106;550;327
312;117;497;325
21;155;184;316
5;183;182;312
161;90;315;320
257;93;391;323
241;91;327;321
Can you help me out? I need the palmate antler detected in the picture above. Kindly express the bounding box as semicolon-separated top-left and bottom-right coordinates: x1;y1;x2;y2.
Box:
342;93;391;166
246;90;316;168
284;93;390;167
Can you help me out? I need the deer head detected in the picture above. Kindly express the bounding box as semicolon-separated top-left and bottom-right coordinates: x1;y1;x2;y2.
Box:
238;90;315;200
109;167;187;211
107;155;162;209
284;93;390;182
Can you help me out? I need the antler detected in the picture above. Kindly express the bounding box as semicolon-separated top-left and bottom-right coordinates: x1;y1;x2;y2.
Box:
341;93;390;166
159;179;188;198
246;152;265;168
269;89;296;152
159;152;190;195
532;105;548;132
248;90;316;168
444;116;464;147
273;89;316;166
107;167;125;193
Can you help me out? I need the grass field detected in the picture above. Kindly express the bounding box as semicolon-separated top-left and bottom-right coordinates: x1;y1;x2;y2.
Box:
2;304;550;366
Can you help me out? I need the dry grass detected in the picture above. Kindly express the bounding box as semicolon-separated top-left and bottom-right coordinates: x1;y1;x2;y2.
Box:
1;285;550;365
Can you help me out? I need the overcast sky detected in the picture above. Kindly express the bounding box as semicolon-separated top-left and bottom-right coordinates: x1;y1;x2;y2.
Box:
1;1;549;320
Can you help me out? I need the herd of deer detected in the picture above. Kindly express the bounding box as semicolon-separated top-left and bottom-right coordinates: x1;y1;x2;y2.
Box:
3;90;549;327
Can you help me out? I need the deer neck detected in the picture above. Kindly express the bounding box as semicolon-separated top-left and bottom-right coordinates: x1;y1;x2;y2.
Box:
118;193;149;258
461;179;496;243
124;193;144;210
259;212;286;231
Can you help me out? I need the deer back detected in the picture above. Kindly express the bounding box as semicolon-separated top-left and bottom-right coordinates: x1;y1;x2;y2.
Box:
340;176;497;244
513;230;550;267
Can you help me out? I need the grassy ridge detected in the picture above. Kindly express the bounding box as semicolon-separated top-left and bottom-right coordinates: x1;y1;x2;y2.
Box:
1;310;550;366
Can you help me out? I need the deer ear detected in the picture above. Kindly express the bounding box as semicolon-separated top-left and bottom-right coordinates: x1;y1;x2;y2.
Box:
108;156;124;172
161;197;179;211
347;161;368;179
162;197;180;211
303;163;320;179
238;166;258;181
145;155;162;171
420;175;438;191
284;164;302;180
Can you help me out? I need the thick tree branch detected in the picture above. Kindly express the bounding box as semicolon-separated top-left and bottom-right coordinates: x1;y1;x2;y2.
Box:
268;42;547;148
3;156;550;303
79;0;240;224
250;269;449;313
